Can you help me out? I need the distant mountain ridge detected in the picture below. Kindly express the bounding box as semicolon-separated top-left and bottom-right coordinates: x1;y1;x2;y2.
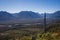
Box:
14;11;41;19
52;11;60;18
0;11;14;21
41;11;60;18
0;11;60;24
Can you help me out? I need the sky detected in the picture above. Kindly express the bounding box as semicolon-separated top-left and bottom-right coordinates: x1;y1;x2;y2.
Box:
0;0;60;13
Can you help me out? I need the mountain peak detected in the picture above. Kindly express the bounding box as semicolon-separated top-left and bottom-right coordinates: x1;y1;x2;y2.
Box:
16;11;41;18
54;11;60;15
0;11;14;21
0;11;8;13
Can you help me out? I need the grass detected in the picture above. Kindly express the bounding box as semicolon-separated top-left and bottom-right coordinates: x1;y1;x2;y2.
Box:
0;23;60;40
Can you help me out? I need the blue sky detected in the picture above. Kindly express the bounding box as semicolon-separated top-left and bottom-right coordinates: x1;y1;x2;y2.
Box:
0;0;60;13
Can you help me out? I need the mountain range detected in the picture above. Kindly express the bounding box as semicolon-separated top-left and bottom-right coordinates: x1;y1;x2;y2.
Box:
0;11;60;24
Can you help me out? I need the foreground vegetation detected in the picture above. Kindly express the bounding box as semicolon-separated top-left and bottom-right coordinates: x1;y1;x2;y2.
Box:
0;23;60;40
